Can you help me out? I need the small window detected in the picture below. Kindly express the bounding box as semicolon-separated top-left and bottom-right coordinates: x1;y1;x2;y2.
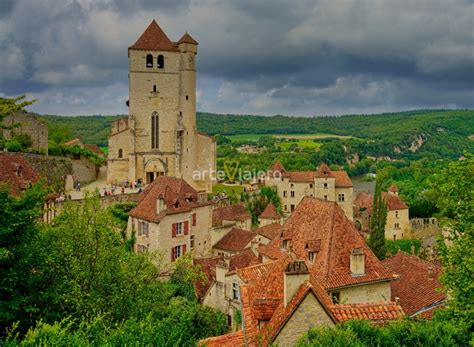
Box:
227;315;232;327
282;240;289;249
283;191;287;197
331;292;340;304
324;195;328;200
395;211;399;218
174;245;182;258
190;235;195;249
137;244;149;253
232;282;240;300
324;183;328;188
118;148;123;158
394;222;400;229
309;183;313;188
176;222;183;236
290;183;294;188
146;54;153;68
308;251;316;262
153;85;157;93
393;235;397;240
157;54;164;68
186;95;189;100
284;205;287;211
338;193;345;202
291;204;295;211
291;191;295;197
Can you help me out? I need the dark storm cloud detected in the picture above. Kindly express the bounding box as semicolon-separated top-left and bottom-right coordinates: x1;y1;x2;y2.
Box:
0;0;472;116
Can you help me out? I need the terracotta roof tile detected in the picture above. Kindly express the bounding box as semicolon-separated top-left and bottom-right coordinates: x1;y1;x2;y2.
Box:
130;176;209;223
193;255;223;299
315;163;334;178
213;228;256;252
177;32;198;45
331;301;404;323
198;330;244;347
0;153;39;196
382;252;446;317
281;197;396;290
280;165;352;187
84;144;105;157
381;192;408;210
257;239;284;260
269;160;286;173
212;204;251;226
256;223;282;241
259;202;281;220
354;191;408;213
129;20;179;52
228;248;260;272
332;171;353;187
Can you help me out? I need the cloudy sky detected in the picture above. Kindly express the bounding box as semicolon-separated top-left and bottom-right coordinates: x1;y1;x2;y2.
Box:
0;0;473;116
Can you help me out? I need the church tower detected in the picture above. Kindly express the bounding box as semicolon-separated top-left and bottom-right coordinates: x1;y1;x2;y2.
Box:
107;20;216;192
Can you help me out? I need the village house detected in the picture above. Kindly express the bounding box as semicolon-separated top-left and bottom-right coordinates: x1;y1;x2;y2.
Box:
265;161;354;220
198;197;404;345
211;204;252;246
382;251;446;319
128;176;214;263
353;184;410;240
258;202;283;227
212;228;259;258
107;20;216;192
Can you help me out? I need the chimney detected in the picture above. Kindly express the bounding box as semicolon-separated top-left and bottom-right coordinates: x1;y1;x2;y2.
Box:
350;248;365;277
427;266;433;279
216;260;228;284
156;194;165;214
284;261;309;307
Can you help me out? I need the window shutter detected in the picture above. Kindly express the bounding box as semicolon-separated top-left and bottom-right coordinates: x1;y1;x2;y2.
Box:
184;221;189;235
171;247;176;261
192;213;196;226
172;223;176;238
182;244;187;254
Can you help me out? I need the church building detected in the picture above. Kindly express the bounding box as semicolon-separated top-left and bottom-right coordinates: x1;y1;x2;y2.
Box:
107;20;216;192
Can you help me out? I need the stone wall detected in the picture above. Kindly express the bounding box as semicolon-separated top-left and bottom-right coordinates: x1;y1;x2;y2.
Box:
331;281;391;304
21;153;73;192
3;113;48;153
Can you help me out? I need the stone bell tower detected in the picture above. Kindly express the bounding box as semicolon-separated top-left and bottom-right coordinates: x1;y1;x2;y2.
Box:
107;20;216;192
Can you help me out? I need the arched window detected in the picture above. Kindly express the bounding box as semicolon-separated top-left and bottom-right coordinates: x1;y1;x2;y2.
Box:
118;149;123;158
146;54;153;68
157;55;164;68
151;111;159;149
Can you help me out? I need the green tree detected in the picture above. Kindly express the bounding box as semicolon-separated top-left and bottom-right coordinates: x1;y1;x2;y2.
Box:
435;155;474;324
368;180;388;259
0;96;35;130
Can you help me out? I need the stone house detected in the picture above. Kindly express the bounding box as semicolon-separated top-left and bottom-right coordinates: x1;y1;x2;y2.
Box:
212;228;259;258
265;161;354;220
258;202;283;227
2;112;48;154
107;20;216;192
353;184;410;240
211;204;252;246
128;176;213;264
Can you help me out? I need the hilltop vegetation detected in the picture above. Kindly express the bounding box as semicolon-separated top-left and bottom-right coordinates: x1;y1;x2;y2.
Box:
38;109;474;153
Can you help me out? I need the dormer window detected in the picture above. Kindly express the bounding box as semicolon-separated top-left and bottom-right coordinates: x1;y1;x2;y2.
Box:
15;165;22;177
146;54;153;68
157;54;164;68
308;251;316;262
282;239;289;249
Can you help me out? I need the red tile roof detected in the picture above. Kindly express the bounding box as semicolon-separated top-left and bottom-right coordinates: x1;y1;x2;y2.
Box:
257;241;284;260
63;138;82;146
256;223;282;241
279;164;352;187
331;301;404;323
269;160;286;173
213;228;257;253
194;255;223;299
84;144;105;157
382;252;446;317
280;197;396;290
0;153;39;196
177;32;198;45
130;176;209;223
381;192;408;210
259;202;281;220
129;20;179;52
198;330;244;347
212;204;251;226
228;248;260;272
354;191;408;213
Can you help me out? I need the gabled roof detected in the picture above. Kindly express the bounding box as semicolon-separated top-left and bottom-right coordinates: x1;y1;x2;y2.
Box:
280;197;396;289
212;204;251;226
259;202;281;220
278;163;353;187
382;252;445;317
228;248;260;273
193;255;223;299
213;228;256;253
177;32;198;45
315;163;334;178
331;301;404;323
198;330;244;347
381;192;408;210
269;160;286;173
0;153;39;196
130;176;209;223
84;144;105;157
256;223;282;241
129;20;179;52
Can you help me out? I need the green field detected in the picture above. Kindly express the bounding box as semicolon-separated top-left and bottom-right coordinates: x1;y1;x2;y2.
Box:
277;140;321;149
226;133;352;142
212;183;245;195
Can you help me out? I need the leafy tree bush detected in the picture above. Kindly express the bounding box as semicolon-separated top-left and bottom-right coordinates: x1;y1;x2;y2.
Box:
4;139;22;152
368;180;387;259
385;239;422;257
